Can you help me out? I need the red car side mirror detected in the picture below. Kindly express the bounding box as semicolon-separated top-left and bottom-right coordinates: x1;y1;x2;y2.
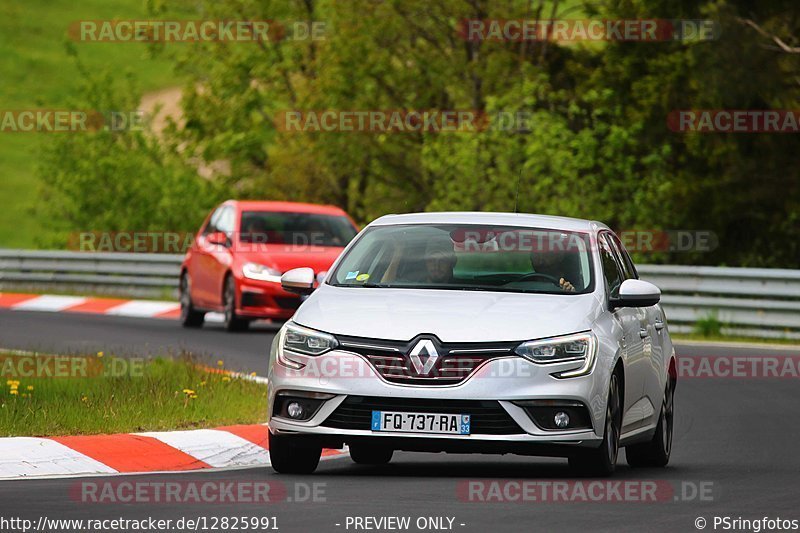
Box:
206;231;229;247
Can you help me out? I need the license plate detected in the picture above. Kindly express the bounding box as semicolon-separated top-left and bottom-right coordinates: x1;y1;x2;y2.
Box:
371;411;470;435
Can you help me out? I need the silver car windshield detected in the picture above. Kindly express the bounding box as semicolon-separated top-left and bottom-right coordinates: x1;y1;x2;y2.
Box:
329;224;594;294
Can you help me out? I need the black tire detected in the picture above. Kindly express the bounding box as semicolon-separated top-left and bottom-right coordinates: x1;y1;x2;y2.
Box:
179;273;205;328
223;275;249;332
349;443;393;465
569;372;622;477
268;431;322;474
626;379;675;468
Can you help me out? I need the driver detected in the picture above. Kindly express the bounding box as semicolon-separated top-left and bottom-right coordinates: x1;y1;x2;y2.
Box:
242;218;268;243
423;238;456;284
529;249;577;292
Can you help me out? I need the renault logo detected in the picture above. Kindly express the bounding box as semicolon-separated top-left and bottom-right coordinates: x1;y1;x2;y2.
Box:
409;339;439;375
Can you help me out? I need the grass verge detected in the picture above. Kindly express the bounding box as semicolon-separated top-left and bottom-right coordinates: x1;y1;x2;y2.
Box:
0;0;191;248
672;333;800;347
0;351;267;437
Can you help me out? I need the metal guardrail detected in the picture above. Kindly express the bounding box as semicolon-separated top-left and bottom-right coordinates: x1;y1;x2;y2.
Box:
0;250;798;339
0;250;183;299
637;265;800;340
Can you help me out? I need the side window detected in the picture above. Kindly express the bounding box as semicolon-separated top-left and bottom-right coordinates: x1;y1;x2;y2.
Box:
599;234;624;299
202;207;224;235
216;207;235;234
608;233;638;280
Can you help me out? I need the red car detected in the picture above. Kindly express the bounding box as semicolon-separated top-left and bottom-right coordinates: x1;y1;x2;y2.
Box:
180;200;358;331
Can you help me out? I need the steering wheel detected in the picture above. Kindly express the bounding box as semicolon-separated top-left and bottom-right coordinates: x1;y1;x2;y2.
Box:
513;272;562;287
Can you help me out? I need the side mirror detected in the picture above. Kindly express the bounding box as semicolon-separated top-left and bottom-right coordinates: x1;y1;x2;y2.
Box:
281;267;315;295
206;231;229;247
611;279;661;309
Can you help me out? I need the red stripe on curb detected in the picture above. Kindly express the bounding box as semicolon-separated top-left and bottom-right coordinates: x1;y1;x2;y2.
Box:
0;293;37;308
218;424;343;457
217;424;269;449
65;298;129;314
51;434;212;473
322;448;346;456
154;307;182;319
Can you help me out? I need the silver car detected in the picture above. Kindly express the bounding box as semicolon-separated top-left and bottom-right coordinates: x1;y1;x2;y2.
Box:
267;212;676;476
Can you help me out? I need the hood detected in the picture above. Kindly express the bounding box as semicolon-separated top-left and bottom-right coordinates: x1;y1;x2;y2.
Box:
236;245;344;273
293;285;602;343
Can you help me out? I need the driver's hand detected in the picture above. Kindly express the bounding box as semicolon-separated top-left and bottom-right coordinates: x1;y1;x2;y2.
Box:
559;278;575;292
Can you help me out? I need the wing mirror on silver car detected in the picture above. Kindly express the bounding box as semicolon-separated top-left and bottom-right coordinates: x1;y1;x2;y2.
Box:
611;279;661;309
281;267;316;295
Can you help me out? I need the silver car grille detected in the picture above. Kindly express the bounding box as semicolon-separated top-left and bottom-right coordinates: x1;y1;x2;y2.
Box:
336;335;517;386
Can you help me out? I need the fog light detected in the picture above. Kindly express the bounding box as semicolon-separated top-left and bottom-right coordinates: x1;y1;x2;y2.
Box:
287;402;304;419
554;411;570;428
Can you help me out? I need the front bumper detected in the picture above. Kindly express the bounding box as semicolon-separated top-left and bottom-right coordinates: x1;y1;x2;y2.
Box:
236;279;301;319
267;348;610;454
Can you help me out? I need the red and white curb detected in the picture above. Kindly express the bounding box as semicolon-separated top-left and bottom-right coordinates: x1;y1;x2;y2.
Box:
0;293;224;322
0;424;345;480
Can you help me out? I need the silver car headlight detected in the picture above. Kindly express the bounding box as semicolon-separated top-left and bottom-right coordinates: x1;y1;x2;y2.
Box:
242;262;282;282
282;322;338;356
514;332;597;378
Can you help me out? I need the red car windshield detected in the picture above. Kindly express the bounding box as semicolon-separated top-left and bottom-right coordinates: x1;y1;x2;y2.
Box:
239;211;357;247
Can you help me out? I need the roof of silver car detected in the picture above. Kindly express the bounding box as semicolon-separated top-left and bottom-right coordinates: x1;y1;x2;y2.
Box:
369;212;609;233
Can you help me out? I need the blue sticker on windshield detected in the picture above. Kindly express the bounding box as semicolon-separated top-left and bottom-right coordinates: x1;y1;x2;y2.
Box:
345;271;359;280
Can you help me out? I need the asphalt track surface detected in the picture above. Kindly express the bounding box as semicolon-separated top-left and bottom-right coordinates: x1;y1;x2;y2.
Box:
1;309;800;532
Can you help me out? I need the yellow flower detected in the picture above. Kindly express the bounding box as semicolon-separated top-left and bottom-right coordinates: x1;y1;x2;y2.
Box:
222;376;231;382
97;351;104;358
250;372;257;377
26;385;33;391
182;388;195;395
9;390;18;396
81;395;88;402
199;381;207;387
217;360;224;367
189;393;198;399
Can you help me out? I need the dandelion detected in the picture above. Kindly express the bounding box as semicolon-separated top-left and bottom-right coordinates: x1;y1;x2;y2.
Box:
250;372;257;377
182;388;196;395
189;393;198;399
81;395;88;402
217;360;224;367
97;351;104;358
222;376;231;382
26;385;33;391
9;390;18;396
